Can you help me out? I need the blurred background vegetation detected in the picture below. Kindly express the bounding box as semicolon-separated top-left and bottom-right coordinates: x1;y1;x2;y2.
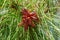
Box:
0;0;60;40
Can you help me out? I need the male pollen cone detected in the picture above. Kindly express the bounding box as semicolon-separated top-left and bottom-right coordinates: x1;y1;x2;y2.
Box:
18;8;39;31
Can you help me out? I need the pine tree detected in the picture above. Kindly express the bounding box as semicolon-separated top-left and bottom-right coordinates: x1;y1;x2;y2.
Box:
0;0;60;40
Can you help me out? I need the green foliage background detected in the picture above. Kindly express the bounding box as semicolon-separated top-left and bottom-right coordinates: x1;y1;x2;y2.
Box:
0;0;60;40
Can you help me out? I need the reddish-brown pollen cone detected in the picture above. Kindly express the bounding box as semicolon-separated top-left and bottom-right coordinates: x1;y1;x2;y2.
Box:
18;8;39;31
